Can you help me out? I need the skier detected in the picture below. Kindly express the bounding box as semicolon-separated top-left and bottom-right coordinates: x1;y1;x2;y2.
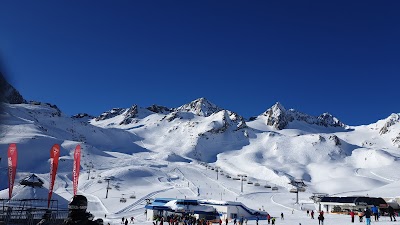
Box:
271;217;275;225
310;210;314;219
225;218;228;225
307;210;309;216
233;218;237;225
125;219;129;225
131;216;135;223
61;195;97;225
267;214;271;224
281;212;284;220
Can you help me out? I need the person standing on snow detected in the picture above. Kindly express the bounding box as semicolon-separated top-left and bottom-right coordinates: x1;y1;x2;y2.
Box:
371;206;379;221
318;214;324;225
364;208;371;225
350;210;355;223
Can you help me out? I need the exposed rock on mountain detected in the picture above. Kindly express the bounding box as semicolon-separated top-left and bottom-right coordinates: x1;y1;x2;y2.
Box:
146;104;172;114
95;108;126;121
72;113;94;119
379;113;400;135
120;105;139;125
261;102;346;130
329;135;341;146
176;97;222;117
207;110;247;134
262;102;288;129
0;72;25;104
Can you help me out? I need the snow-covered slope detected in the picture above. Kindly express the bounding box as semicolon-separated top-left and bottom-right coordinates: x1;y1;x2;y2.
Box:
1;95;400;224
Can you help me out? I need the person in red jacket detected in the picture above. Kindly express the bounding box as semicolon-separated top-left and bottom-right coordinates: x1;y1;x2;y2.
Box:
350;211;355;223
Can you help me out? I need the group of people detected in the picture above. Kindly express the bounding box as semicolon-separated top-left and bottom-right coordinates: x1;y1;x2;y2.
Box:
349;205;397;224
305;210;324;224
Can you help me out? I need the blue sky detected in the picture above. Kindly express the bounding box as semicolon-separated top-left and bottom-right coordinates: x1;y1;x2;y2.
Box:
1;1;399;125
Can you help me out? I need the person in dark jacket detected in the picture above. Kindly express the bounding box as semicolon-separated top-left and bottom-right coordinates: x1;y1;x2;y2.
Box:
388;205;397;221
62;195;98;225
318;214;324;225
364;208;371;225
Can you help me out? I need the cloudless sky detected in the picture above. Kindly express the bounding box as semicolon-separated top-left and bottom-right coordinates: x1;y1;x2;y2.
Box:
1;1;399;125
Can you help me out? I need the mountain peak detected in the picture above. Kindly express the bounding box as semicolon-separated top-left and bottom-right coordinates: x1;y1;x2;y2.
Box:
379;113;400;135
176;97;222;117
261;102;345;130
262;102;288;129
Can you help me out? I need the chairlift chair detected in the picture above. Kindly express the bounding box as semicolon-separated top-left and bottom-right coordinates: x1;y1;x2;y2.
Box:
272;186;278;191
298;187;306;192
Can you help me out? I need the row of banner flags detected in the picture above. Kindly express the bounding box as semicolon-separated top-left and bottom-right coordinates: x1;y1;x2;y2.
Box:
7;143;81;208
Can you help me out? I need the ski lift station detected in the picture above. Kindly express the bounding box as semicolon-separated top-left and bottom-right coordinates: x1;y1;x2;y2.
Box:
145;198;268;221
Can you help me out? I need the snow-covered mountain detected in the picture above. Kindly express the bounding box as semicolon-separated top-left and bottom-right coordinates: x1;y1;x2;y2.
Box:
256;102;346;130
1;77;400;224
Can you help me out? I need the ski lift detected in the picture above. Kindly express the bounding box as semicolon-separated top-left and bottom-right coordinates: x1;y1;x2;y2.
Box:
226;175;231;178
264;185;271;188
247;181;253;184
272;186;278;191
97;180;103;183
91;176;95;179
120;194;127;203
298;187;306;192
290;188;298;193
254;183;260;186
130;191;136;199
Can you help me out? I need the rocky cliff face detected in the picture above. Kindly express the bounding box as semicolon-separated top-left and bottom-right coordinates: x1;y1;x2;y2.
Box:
0;73;25;104
379;113;400;135
95;108;126;121
261;102;346;130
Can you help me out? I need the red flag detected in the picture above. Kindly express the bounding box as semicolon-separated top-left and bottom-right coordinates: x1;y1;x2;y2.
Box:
7;143;17;199
48;144;60;208
72;145;81;196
